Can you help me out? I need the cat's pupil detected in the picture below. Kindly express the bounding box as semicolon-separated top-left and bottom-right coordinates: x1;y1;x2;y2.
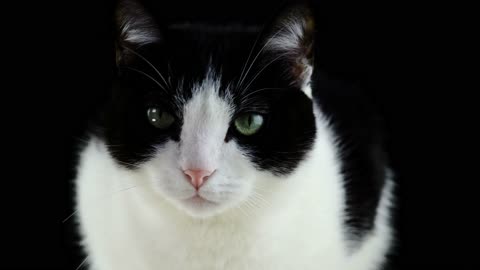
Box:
234;113;264;136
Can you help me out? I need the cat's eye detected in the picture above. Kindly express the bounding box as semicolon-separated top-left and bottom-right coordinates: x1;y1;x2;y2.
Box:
147;107;175;129
234;113;264;136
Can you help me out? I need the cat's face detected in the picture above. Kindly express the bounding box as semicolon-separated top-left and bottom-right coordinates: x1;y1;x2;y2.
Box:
101;0;317;217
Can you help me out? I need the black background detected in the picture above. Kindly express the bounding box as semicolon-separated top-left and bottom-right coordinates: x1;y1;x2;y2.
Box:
2;0;477;269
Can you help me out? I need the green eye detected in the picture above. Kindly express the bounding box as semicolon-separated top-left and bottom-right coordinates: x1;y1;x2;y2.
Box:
147;107;175;129
234;113;264;136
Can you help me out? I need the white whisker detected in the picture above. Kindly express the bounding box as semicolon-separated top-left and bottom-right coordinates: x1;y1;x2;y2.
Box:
75;256;89;270
123;46;171;89
237;28;284;92
126;67;168;93
242;53;287;93
236;205;251;219
62;185;143;223
240;87;284;103
237;27;265;89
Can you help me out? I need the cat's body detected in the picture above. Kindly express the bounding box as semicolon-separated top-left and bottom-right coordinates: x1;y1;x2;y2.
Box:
75;1;395;269
77;120;393;270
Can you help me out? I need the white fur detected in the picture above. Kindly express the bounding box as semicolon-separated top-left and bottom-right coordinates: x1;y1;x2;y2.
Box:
75;71;394;269
266;16;313;98
267;17;307;53
302;65;313;98
117;1;160;46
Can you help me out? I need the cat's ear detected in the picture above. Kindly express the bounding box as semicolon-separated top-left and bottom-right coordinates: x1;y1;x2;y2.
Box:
265;3;315;97
114;0;161;64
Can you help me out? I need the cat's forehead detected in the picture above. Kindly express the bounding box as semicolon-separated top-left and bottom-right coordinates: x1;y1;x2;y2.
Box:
165;23;261;48
161;25;262;80
120;25;280;108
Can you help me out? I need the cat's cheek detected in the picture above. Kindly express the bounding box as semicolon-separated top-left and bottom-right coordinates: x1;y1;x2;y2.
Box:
141;142;194;199
139;140;262;217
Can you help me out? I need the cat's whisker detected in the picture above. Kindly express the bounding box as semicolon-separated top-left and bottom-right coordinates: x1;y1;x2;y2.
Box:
252;194;271;208
237;28;284;92
62;184;145;223
235;205;251;219
247;196;263;211
74;137;130;149
62;211;78;224
251;197;269;209
242;201;258;217
126;67;168;93
251;187;268;194
167;62;173;88
236;100;271;110
242;52;288;94
240;87;284;103
252;189;270;201
75;256;89;270
122;46;170;89
237;25;266;89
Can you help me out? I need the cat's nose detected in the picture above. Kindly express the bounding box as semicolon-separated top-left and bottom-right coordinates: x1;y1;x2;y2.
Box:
183;169;214;190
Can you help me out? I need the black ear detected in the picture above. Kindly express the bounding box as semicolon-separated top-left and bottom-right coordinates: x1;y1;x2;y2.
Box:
114;0;161;65
265;3;315;96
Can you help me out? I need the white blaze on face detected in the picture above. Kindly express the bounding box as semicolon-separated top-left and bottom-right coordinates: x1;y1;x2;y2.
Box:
142;69;257;218
179;75;233;173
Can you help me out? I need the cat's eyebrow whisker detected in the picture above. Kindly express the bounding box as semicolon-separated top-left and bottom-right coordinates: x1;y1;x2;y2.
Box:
241;53;288;94
126;67;168;94
237;25;266;90
240;87;284;103
122;46;171;89
237;28;284;91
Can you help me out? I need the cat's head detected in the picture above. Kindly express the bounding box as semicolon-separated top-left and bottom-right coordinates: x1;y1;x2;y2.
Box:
101;0;317;218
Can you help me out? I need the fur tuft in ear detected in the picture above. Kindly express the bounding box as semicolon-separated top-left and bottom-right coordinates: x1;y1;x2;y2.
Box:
115;0;161;64
265;5;315;97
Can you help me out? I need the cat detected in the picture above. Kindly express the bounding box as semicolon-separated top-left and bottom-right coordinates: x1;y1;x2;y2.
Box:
74;0;395;269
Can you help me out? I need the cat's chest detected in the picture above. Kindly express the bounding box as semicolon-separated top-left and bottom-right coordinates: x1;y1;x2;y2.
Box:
89;209;345;270
78;138;350;270
82;181;346;270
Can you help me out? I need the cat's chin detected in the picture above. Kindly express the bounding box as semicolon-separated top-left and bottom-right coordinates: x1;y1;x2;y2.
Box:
178;195;228;218
184;195;217;206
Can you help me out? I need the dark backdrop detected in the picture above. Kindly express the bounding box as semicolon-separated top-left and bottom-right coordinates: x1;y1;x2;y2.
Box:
2;0;476;269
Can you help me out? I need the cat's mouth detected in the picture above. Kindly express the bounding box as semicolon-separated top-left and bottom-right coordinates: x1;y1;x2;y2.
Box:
184;195;217;205
179;194;225;217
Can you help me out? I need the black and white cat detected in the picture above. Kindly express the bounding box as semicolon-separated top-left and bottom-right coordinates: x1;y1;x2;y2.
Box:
75;0;395;269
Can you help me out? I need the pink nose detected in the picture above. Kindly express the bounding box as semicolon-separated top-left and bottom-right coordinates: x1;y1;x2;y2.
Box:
183;169;214;190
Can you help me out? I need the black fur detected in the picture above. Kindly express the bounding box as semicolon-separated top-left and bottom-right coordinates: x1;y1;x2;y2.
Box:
312;71;388;240
93;0;389;252
96;1;317;176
